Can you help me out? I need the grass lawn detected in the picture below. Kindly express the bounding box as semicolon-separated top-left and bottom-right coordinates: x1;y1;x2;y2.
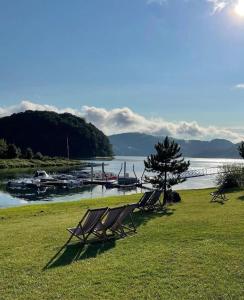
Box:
0;188;243;300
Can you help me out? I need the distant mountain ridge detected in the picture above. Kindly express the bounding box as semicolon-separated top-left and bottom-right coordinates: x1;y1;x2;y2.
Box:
109;132;240;158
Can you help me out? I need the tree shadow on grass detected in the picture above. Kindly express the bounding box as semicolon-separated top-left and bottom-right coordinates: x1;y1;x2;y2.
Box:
43;206;174;270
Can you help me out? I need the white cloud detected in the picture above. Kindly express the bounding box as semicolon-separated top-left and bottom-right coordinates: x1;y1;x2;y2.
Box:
0;100;242;142
147;0;234;14
147;0;167;5
207;0;229;14
83;105;243;142
235;83;244;89
0;100;82;118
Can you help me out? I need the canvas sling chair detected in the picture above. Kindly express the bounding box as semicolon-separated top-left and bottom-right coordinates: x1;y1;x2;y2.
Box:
137;191;154;209
93;205;127;239
144;190;163;210
66;207;108;245
139;190;162;211
210;186;227;202
110;203;137;237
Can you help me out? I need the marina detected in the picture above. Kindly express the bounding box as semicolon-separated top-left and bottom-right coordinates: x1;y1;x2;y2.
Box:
1;156;244;208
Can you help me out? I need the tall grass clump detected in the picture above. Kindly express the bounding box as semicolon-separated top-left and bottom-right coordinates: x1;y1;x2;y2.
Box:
216;164;244;188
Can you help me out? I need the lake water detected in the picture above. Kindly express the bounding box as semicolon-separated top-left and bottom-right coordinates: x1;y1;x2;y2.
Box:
0;156;243;208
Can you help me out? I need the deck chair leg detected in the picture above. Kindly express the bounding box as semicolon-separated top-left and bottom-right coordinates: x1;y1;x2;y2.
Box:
93;229;108;240
112;226;126;238
64;235;73;246
129;213;136;232
119;227;127;237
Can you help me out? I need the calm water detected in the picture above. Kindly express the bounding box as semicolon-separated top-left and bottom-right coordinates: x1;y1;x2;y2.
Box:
0;156;243;208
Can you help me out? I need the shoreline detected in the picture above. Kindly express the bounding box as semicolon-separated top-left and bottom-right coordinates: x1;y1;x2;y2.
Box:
0;158;85;169
0;187;217;211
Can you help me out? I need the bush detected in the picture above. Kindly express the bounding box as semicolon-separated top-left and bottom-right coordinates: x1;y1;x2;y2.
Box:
25;148;34;159
17;147;22;158
165;190;181;203
216;164;244;189
34;152;43;160
0;139;8;158
7;144;19;159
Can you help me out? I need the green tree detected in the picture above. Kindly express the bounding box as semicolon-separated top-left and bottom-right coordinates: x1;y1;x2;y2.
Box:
0;139;8;158
144;136;190;206
34;152;43;160
7;144;19;159
25;148;34;159
238;142;244;158
17;147;22;158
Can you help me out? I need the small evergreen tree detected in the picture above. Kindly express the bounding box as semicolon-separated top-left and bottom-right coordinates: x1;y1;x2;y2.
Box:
25;148;34;159
0;139;8;158
144;136;190;206
7;144;19;159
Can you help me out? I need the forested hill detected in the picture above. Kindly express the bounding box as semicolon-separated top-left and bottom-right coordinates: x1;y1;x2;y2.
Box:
0;111;113;158
109;132;240;158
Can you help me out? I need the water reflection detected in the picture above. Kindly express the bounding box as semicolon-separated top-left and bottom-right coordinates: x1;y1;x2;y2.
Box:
6;184;97;202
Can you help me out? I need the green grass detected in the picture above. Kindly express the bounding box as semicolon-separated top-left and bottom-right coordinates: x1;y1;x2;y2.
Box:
0;189;244;300
0;158;83;169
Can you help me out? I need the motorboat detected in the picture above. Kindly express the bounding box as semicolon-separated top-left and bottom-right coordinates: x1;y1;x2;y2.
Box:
33;170;55;182
6;179;40;190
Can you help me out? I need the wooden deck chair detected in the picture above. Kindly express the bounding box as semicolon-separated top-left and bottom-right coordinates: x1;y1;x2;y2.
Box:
137;191;154;209
210;186;227;202
139;190;162;211
94;206;127;239
66;207;108;245
110;203;137;237
147;190;163;210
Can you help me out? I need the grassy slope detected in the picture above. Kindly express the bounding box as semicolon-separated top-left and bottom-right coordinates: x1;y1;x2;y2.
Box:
0;158;83;169
0;189;243;300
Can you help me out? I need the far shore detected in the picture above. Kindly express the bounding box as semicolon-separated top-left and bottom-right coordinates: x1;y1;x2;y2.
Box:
0;158;85;170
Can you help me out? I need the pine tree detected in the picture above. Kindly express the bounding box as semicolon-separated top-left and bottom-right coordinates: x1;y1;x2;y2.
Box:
144;136;190;206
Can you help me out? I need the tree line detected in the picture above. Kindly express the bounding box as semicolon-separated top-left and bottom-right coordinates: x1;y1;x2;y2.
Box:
0;110;113;158
0;139;43;160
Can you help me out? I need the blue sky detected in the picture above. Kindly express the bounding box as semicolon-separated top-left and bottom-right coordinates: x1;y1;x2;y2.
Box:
1;0;244;141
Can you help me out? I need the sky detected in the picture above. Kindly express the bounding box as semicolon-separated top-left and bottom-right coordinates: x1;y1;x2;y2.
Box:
1;0;244;142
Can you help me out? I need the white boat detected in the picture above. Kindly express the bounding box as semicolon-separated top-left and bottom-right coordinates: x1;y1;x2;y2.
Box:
33;170;54;181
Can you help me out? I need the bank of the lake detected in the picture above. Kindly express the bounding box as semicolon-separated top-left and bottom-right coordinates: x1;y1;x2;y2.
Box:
0;158;84;169
0;189;243;300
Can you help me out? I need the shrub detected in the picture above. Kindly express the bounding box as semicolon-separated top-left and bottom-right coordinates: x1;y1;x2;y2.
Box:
165;190;181;203
216;164;244;189
0;139;8;158
25;148;34;159
17;147;22;158
7;144;19;159
34;152;43;160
